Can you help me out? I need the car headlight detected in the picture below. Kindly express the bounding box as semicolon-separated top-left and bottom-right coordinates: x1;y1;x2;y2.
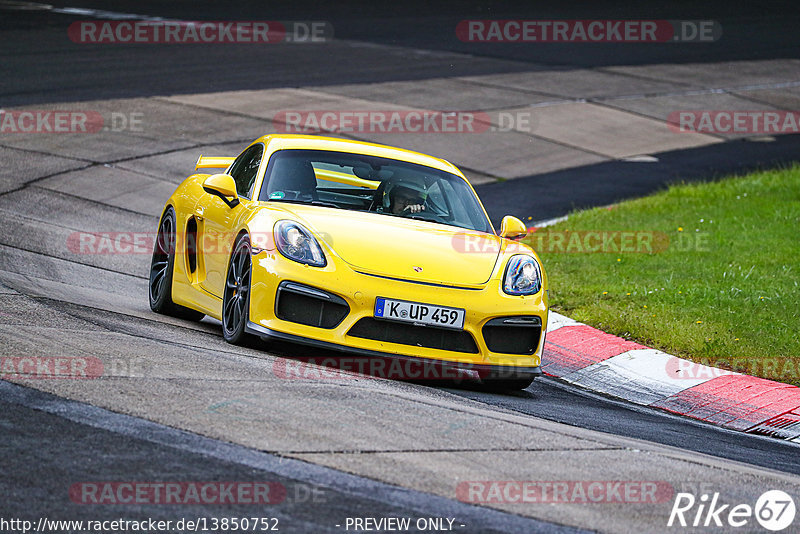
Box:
274;220;326;267
503;255;542;295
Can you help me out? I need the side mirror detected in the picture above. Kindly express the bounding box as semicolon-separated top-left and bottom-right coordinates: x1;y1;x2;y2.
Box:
499;215;528;240
202;174;239;208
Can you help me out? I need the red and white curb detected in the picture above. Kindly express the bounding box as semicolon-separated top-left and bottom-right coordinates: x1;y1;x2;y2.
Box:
544;312;800;443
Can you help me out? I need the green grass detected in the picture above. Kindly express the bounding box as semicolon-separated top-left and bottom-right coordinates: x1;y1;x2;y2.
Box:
526;165;800;385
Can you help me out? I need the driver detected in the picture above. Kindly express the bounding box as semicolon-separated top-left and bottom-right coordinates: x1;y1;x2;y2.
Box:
386;178;427;215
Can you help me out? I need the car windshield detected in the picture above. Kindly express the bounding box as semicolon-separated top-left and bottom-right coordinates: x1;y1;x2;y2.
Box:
257;149;493;233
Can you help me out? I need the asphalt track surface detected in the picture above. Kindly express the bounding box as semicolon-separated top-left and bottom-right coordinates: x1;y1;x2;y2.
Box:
2;2;800;533
4;1;800;106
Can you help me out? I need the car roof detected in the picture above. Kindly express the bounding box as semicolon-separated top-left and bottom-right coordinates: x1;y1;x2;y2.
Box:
256;134;465;178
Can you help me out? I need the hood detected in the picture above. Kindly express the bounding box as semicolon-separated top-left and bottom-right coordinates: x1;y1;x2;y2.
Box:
275;204;502;287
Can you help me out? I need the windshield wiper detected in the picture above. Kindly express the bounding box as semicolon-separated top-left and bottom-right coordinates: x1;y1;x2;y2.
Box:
310;200;340;208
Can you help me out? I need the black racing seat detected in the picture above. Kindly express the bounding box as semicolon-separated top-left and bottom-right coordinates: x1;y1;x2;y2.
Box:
266;157;318;201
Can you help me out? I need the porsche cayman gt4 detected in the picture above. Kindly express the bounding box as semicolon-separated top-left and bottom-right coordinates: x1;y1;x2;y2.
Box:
149;135;548;389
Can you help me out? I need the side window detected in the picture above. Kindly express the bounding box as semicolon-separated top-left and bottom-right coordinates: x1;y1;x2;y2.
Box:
228;144;263;198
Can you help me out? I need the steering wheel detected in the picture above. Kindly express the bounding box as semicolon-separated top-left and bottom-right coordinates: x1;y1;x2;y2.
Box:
367;181;387;212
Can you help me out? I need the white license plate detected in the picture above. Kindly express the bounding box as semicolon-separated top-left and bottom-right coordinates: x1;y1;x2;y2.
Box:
374;297;465;330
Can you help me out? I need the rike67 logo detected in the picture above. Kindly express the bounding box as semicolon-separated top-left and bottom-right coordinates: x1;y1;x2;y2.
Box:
668;490;795;531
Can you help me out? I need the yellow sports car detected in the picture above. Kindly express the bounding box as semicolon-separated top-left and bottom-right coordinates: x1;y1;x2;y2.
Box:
149;134;548;389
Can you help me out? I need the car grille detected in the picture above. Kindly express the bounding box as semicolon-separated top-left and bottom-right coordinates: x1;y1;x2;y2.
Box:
275;281;349;329
482;316;542;355
347;318;479;354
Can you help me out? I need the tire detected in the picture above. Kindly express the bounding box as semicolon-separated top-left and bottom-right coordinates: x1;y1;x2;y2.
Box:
222;234;252;344
149;207;205;321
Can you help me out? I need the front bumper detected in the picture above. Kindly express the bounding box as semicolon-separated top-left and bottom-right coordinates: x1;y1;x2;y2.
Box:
248;250;548;370
245;321;542;379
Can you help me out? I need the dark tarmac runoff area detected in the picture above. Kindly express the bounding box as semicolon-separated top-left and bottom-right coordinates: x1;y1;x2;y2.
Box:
1;1;800;533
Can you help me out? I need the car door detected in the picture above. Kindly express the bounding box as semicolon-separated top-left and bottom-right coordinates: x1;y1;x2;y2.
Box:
197;143;263;298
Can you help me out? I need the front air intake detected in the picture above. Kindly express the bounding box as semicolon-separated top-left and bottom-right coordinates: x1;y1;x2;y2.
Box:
275;282;349;329
482;316;542;355
347;318;479;353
